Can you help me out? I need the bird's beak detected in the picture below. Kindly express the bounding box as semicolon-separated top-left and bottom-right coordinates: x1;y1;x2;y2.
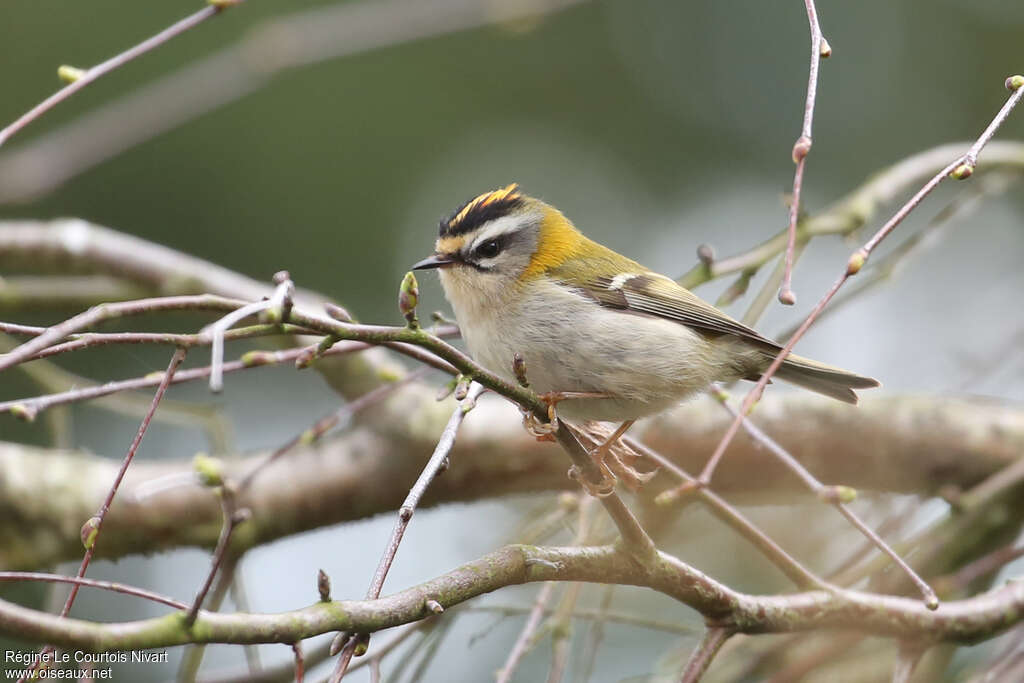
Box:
411;253;457;270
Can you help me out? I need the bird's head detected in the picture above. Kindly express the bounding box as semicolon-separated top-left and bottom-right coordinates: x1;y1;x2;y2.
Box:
411;184;583;299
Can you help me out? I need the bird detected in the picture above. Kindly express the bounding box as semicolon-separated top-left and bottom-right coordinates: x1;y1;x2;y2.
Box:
412;184;879;481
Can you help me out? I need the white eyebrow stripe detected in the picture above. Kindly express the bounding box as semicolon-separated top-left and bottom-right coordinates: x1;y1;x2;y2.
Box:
608;273;639;290
468;214;529;251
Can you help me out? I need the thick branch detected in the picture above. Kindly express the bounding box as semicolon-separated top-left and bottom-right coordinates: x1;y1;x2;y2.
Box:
0;545;1021;653
1;389;1020;568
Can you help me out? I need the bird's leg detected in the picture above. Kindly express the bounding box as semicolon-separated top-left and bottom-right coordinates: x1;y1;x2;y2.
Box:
520;391;613;442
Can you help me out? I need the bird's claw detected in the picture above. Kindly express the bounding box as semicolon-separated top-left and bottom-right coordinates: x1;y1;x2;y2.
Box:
568;465;616;497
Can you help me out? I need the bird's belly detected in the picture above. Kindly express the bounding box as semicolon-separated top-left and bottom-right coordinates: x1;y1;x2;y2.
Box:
457;289;734;422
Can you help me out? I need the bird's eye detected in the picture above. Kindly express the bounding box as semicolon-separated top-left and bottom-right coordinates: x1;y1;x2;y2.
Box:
475;239;502;259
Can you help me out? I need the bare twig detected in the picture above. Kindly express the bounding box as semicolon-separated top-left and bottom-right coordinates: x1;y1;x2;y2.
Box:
0;333;447;419
675;141;1024;291
62;348;186;615
328;382;486;682
0;3;242;149
206;272;294;392
780;0;828;305
680;627;733;683
702;388;938;608
627;436;831;592
0;572;187;611
0;294;244;374
496;582;558;683
662;77;1023;500
18;348;186;683
238;369;427;491
185;486;249;625
0;0;587;204
292;642;304;683
578;585;615;683
891;642;926;683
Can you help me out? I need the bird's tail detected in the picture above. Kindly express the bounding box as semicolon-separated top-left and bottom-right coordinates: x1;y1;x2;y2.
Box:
772;353;880;405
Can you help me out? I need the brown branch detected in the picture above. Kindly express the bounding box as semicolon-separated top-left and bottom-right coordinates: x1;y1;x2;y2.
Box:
0;3;241;149
329;382;485;681
2;391;1021;570
0;572;187;611
18;348;186;682
667;76;1023;495
675;140;1024;290
779;0;829;306
496;582;557;683
0;0;587;205
1;544;1021;652
680;626;733;683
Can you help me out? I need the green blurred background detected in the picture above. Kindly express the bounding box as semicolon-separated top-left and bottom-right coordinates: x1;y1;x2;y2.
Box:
1;0;1022;680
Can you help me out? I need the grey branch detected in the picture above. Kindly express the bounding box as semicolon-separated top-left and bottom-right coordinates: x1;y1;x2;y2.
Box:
1;385;1020;569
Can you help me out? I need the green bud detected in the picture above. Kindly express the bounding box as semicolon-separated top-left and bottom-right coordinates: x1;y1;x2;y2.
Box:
398;272;420;328
949;163;974;180
81;516;101;550
193;453;225;487
57;65;86;83
9;403;36;422
846;249;867;276
241;350;274;367
818;485;857;504
1005;75;1024;91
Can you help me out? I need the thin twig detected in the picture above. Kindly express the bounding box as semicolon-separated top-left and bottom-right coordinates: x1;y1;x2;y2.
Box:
197;622;429;683
939;544;1024;592
891;642;926;683
63;348;186;615
238;369;427;491
18;348;186;683
0;3;242;149
780;0;828;305
704;389;938;608
498;584;564;683
675;141;1024;291
328;382;486;682
0;0;587;204
680;627;733;683
0;294;245;374
206;273;294;392
0;572;187;610
0;334;449;418
626;436;831;592
578;585;615;683
185;486;249;625
547;581;583;683
292;642;304;683
662;78;1024;500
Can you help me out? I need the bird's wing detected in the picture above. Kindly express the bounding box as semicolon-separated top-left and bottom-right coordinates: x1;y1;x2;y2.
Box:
572;272;781;351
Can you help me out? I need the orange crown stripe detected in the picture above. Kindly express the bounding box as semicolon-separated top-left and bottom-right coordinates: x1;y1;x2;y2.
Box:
450;184;521;227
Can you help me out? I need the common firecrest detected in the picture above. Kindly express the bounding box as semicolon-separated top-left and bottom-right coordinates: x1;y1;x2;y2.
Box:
412;184;878;429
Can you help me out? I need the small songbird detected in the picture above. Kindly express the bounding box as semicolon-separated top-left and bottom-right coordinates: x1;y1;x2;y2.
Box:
412;185;879;457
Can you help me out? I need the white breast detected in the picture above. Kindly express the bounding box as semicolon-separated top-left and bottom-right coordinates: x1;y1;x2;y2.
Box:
440;273;741;422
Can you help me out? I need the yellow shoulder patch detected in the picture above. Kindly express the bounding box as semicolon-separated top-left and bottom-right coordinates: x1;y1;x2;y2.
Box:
521;205;584;280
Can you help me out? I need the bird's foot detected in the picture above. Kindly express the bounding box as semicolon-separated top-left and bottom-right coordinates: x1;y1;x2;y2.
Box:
580;420;656;493
519;391;611;442
568;465;616;497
